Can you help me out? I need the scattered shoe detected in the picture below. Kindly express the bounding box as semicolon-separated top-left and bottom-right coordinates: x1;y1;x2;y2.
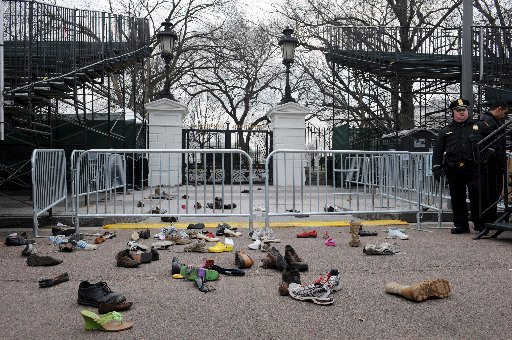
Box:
59;242;74;253
27;254;62;266
116;250;139;268
161;216;178;223
187;223;205;230
194;276;215;293
450;227;470;234
359;227;378;237
77;281;126;307
95;237;106;244
208;241;233;253
171;257;181;275
363;242;397;255
21;244;37;257
386;228;409;240
98;301;133;314
248;239;261;250
80;310;133;332
322;231;330;240
314;269;342;292
138;229;150;239
39;272;69;288
102;231;116;239
324;238;336;247
224;228;242;237
288;282;334;305
296;230;317;238
151;248;159;261
137;200;144;207
52;224;75;237
210;264;245;276
169;234;192;245
152;241;173;250
282;266;301;284
284;245;308;272
126;241;149;252
384;279;451;302
269;247;288;271
193;202;202;209
349;220;361;247
235;251;254;269
130;231;140;241
197;232;220;242
48;235;69;246
279;282;289;296
184;240;209;253
74;240;98;251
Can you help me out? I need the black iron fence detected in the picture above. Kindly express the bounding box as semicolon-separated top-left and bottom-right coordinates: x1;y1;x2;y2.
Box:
181;127;273;184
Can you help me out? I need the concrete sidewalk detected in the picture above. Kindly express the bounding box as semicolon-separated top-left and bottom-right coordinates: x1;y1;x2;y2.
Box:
0;223;511;339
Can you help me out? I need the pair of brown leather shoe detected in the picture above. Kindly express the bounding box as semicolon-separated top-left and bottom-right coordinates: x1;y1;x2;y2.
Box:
234;251;254;269
284;245;308;272
261;247;288;271
116;250;139;268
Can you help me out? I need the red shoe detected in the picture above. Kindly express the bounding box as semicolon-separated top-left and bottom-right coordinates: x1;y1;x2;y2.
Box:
296;230;317;238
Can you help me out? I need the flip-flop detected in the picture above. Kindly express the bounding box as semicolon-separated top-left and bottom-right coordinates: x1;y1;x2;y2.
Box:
80;310;133;332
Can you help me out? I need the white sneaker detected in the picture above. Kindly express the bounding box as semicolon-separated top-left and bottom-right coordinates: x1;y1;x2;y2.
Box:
248;239;261;250
224;229;242;237
386;229;409;240
75;240;97;250
224;238;234;247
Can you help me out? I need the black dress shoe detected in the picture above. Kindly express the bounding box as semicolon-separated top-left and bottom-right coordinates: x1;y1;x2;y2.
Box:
77;281;126;307
451;228;470;234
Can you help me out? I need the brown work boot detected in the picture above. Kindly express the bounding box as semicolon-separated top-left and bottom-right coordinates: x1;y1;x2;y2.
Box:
284;245;308;272
116;250;139;268
261;252;277;269
384;279;451;302
234;251;254;269
348;221;361;247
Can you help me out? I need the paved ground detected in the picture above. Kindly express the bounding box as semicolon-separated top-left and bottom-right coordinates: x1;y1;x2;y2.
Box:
1;223;511;339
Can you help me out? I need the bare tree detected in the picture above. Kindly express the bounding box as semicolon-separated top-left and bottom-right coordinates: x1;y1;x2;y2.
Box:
277;0;463;132
184;16;282;151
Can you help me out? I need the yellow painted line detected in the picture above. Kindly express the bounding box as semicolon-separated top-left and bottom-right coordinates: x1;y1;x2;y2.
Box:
103;219;408;230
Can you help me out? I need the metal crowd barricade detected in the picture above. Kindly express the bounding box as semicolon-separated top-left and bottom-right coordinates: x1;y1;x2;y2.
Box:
71;150;127;213
73;149;253;235
32;149;67;237
263;150;452;230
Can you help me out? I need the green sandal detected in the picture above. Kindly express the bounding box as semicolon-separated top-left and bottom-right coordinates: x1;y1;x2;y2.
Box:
181;265;219;281
80;310;133;332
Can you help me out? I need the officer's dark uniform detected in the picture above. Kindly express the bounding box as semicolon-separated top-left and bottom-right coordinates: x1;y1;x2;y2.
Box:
432;99;481;233
473;109;507;230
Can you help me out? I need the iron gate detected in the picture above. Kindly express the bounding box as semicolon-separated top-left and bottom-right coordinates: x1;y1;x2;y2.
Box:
182;126;272;184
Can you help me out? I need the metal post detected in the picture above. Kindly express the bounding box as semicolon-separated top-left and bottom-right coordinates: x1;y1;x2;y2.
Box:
462;0;473;106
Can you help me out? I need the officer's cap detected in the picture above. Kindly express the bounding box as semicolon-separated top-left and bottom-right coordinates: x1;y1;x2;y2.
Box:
449;98;470;111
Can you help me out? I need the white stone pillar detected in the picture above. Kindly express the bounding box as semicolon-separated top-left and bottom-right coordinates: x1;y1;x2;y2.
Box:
145;98;186;186
268;102;308;186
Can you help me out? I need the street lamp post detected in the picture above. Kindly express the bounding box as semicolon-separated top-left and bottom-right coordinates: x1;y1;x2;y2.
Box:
156;19;178;100
278;27;299;104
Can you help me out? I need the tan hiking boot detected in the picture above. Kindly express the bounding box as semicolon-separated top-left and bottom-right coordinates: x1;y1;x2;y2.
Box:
348;220;361;247
384;279;451;302
235;251;254;268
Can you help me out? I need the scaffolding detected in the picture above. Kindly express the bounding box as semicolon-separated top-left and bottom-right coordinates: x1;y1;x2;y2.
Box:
321;25;512;149
0;0;151;189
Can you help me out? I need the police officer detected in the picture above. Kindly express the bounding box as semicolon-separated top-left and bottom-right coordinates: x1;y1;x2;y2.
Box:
473;100;510;232
432;98;481;234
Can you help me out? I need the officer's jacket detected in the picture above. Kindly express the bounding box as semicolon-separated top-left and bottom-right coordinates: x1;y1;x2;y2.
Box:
432;118;480;171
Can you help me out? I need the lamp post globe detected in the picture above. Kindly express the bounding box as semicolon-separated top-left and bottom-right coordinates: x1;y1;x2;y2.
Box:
278;27;299;104
157;19;178;100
